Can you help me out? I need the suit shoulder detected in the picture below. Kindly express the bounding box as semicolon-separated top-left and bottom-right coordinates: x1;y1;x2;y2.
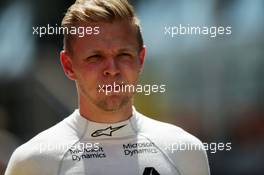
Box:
136;113;210;175
5;116;79;175
137;113;202;145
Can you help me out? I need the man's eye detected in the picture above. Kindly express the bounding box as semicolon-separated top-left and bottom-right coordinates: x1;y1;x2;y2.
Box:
86;55;101;62
88;54;101;58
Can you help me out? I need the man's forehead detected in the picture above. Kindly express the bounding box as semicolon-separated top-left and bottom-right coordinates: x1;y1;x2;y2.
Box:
71;20;139;53
86;46;138;54
73;42;138;55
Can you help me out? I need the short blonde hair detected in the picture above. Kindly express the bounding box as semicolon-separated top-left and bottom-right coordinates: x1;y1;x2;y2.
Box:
61;0;143;53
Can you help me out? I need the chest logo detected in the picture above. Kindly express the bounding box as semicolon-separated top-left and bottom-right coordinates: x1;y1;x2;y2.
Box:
91;124;126;137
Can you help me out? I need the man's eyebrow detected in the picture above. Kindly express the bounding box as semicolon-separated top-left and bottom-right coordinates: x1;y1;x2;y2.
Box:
118;47;137;52
87;50;103;55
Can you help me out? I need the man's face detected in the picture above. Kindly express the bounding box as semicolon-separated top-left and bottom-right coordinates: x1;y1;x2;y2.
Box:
61;20;145;111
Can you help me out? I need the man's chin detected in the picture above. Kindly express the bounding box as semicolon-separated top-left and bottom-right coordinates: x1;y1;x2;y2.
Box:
96;95;130;112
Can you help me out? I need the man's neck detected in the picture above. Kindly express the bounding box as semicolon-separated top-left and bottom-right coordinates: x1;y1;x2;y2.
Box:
79;98;133;123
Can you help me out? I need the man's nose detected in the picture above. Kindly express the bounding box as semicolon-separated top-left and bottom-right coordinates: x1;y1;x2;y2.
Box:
103;58;120;76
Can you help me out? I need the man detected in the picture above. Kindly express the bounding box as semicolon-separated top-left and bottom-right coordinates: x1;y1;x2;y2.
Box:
5;0;210;174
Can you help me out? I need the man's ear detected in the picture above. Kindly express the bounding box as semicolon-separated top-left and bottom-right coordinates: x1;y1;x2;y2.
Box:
60;50;76;80
138;46;146;73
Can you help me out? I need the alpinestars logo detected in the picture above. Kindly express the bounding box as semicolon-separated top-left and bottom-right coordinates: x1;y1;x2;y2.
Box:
143;167;160;175
91;125;126;137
